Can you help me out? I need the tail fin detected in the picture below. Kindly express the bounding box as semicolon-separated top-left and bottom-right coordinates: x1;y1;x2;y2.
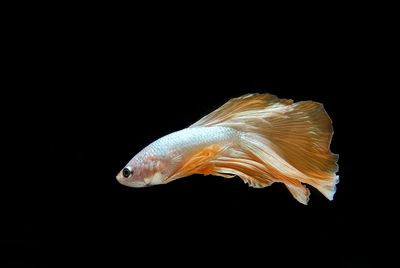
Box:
190;93;339;205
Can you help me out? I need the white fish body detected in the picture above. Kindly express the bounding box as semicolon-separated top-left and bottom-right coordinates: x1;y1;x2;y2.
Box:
117;126;239;187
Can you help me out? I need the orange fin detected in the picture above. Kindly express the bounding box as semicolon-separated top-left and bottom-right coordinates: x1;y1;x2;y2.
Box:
187;93;338;204
190;93;292;128
285;182;310;205
211;154;274;188
167;144;222;182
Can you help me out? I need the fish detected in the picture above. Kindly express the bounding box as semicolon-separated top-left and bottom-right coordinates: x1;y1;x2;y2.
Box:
116;93;339;205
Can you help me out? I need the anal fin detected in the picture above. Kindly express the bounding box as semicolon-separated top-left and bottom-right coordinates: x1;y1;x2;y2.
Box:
285;182;310;205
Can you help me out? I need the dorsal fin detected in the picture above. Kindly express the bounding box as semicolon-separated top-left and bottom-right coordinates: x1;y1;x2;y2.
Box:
189;93;292;128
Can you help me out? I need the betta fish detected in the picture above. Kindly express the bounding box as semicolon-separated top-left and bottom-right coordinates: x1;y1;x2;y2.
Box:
116;93;339;205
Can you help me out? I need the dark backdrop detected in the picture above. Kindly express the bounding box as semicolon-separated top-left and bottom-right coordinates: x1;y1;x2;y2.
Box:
5;9;387;267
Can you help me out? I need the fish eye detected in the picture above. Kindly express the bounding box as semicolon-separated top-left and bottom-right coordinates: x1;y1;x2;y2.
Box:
122;167;132;178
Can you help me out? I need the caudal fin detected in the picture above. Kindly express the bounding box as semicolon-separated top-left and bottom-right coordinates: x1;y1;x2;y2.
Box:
190;93;339;205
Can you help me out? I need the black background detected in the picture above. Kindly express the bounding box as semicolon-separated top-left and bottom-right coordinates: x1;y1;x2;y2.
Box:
4;6;391;267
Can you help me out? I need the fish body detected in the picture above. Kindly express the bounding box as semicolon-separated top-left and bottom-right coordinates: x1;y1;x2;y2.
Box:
116;93;339;205
117;126;239;187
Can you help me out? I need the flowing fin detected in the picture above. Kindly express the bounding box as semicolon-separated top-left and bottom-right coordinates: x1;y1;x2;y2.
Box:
210;149;274;188
167;144;222;182
285;183;310;205
190;93;292;128
190;93;339;204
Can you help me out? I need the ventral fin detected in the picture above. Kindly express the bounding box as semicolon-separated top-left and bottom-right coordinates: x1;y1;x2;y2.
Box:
167;144;223;182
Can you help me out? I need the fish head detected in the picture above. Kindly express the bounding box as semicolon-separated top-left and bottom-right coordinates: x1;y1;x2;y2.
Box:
116;153;169;187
